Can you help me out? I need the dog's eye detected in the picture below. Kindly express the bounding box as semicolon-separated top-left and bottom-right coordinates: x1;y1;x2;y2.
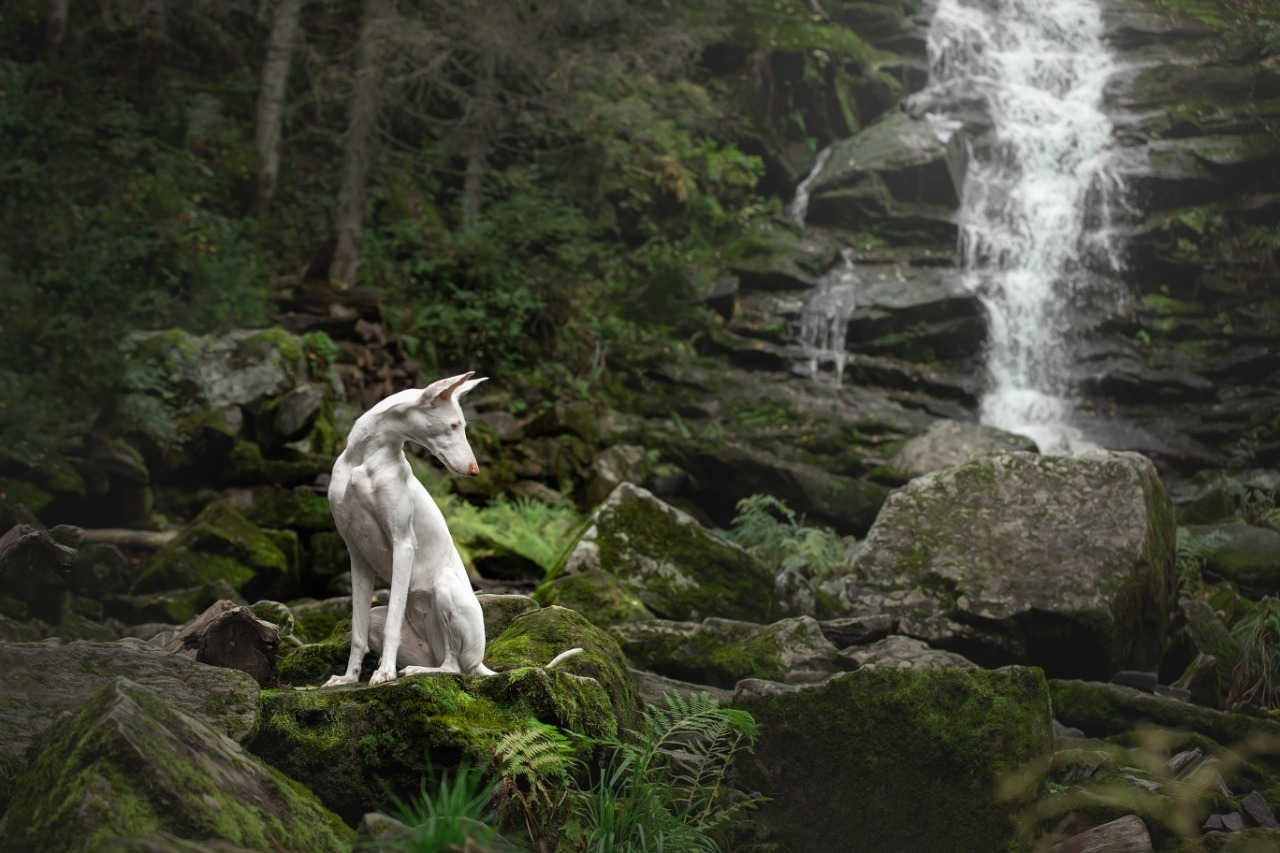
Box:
451;422;460;432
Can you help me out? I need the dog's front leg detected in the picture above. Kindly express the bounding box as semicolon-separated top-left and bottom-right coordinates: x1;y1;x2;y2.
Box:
323;554;375;687
369;538;414;685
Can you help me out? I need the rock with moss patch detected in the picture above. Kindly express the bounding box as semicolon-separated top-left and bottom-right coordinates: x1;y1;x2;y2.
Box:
533;567;656;628
732;666;1052;853
854;451;1176;679
0;677;350;853
1183;523;1280;597
613;616;842;689
0;638;259;813
132;502;298;601
104;579;247;627
1050;679;1280;747
486;604;641;730
545;483;800;625
248;665;617;823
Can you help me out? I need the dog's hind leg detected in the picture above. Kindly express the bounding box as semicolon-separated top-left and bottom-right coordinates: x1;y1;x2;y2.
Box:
323;554;375;687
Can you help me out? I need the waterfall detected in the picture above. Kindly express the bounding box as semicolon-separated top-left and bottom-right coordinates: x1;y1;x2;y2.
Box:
786;145;835;228
926;0;1125;453
798;249;858;386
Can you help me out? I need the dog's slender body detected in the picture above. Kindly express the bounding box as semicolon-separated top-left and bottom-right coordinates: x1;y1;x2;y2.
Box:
323;373;494;686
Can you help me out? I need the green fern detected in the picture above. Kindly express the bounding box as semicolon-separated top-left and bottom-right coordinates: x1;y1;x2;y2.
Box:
1174;526;1228;599
724;493;852;579
570;691;760;852
491;723;581;847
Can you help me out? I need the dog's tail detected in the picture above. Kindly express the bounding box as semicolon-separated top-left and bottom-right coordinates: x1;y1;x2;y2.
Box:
545;647;584;670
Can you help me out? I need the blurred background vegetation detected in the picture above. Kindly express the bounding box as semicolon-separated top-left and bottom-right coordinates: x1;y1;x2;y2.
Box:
0;0;874;445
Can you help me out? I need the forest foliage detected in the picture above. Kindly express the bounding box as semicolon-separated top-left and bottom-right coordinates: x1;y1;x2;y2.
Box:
0;0;868;447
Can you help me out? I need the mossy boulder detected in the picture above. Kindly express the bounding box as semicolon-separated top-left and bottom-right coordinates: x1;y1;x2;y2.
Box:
613;616;842;689
855;451;1177;679
889;419;1038;478
543;483;797;625
0;639;259;816
733;666;1053;853
533;567;656;628
1184;523;1280;596
247;666;616;823
0;678;351;853
486;604;641;731
132;501;298;601
1049;679;1280;747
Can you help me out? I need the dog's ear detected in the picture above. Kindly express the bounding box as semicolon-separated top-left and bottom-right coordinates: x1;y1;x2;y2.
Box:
420;372;475;405
453;376;488;399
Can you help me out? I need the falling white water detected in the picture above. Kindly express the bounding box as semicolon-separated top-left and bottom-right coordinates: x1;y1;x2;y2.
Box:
926;0;1125;453
786;145;835;228
799;248;858;385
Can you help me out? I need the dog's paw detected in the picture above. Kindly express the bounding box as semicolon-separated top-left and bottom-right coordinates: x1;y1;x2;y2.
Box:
322;674;358;688
368;667;398;686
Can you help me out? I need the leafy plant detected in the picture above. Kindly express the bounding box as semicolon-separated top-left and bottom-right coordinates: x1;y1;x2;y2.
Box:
1228;597;1280;710
491;723;581;850
1174;526;1228;599
724;493;853;579
568;692;760;853
371;759;525;853
410;459;582;574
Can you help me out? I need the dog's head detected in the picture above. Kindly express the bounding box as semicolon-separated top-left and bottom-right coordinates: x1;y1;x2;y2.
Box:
410;372;488;477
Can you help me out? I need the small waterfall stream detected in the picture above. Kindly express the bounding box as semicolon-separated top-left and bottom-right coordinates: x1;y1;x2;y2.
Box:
798;249;858;386
926;0;1125;452
786;144;835;228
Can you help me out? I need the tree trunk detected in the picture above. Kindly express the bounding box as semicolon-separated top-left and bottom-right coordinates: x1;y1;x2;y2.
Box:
46;0;69;57
459;51;497;231
254;0;303;213
329;0;389;290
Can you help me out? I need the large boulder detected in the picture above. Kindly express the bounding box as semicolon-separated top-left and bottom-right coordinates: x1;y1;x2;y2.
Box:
0;638;259;810
732;666;1053;853
540;483;800;624
613;616;842;688
853;451;1177;679
247;667;619;823
0;678;351;853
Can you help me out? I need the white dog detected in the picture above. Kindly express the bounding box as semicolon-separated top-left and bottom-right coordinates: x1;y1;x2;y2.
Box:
323;373;578;687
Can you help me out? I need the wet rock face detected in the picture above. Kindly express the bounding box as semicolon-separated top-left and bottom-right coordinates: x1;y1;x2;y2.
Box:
854;451;1177;679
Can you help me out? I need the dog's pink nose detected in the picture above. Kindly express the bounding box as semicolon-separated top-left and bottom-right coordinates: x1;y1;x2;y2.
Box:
468;461;479;476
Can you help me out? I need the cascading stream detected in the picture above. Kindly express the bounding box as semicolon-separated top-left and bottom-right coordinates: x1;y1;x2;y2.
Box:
798;248;858;386
926;0;1125;453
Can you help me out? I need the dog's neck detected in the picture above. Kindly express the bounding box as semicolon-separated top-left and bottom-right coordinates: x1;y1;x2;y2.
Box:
341;394;428;467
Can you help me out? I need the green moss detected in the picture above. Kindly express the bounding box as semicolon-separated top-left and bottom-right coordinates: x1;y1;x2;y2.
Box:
0;477;53;512
1050;679;1280;746
734;666;1053;852
248;675;546;823
586;486;784;623
486;605;641;731
533;568;656;628
132;501;297;600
